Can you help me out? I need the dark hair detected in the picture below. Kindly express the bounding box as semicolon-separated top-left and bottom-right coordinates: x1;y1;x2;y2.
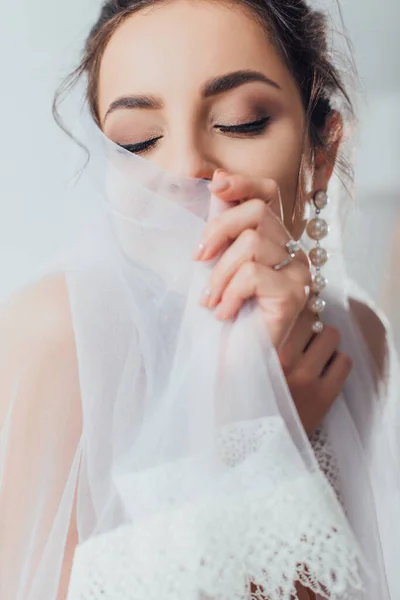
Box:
54;0;356;181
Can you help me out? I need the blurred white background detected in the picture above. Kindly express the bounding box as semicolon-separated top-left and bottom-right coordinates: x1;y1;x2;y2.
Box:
0;0;399;319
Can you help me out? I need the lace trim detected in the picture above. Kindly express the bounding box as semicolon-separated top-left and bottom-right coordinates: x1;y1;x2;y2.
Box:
310;427;343;505
68;418;363;600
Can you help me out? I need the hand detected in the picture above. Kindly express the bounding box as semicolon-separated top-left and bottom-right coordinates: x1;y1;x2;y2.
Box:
194;170;311;349
279;308;353;436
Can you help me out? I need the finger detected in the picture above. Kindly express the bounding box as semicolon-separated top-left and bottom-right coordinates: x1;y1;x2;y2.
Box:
208;172;283;220
195;199;282;262
278;309;317;374
294;325;341;378
319;351;353;400
213;261;260;320
204;230;288;307
214;262;308;347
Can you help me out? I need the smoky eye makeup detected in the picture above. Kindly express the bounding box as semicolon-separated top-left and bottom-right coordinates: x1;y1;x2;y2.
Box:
209;89;279;135
118;136;163;154
214;114;272;134
113;113;274;156
210;98;275;137
104;119;164;154
104;90;279;155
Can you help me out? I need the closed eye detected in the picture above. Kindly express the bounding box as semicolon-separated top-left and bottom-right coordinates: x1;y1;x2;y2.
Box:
119;136;163;155
215;116;271;135
118;116;271;155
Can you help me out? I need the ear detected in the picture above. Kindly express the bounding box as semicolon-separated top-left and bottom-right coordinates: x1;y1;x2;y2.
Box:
313;110;343;192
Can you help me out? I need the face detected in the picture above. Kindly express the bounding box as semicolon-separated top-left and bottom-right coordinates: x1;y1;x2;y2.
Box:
98;0;327;236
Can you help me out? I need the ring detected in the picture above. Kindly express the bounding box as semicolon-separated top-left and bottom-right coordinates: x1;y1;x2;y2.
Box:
273;240;301;272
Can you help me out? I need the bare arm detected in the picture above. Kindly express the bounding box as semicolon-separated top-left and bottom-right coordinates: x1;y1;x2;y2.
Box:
0;274;82;599
349;297;388;384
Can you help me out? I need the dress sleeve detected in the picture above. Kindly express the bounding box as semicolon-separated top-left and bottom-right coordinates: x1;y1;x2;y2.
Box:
0;275;83;600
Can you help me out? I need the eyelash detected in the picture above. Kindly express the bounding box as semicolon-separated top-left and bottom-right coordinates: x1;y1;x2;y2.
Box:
119;116;271;155
216;116;271;135
119;137;163;155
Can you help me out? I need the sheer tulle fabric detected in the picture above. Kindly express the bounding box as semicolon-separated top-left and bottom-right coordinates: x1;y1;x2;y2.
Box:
382;221;400;352
0;127;399;600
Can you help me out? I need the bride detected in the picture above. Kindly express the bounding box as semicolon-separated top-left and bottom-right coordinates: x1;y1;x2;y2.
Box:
1;1;399;599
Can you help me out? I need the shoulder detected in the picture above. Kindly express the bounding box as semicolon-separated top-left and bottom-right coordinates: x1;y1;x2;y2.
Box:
348;296;388;382
0;273;76;367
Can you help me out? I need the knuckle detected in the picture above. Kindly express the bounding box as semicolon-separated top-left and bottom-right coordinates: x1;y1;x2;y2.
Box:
251;198;268;221
241;228;260;248
221;285;235;305
241;260;258;281
290;367;313;388
229;173;248;195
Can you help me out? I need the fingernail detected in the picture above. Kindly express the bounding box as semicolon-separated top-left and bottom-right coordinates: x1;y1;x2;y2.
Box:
199;288;211;307
208;179;230;193
193;242;207;260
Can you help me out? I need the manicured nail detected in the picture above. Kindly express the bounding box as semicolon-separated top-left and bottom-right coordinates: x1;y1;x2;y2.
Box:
193;242;207;260
199;288;211;307
208;179;230;193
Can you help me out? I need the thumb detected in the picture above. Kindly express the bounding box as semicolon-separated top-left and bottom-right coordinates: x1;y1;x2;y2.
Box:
212;168;230;181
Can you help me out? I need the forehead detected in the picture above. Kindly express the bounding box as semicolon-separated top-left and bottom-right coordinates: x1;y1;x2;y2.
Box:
98;0;299;109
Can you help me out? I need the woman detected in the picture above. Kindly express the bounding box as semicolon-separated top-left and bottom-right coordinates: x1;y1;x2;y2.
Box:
0;1;399;599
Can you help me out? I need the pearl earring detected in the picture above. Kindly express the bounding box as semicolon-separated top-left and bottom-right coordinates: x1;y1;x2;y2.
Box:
307;190;329;334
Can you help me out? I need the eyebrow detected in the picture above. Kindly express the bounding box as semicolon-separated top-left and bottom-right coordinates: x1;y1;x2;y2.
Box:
104;95;162;121
104;70;281;121
202;70;281;97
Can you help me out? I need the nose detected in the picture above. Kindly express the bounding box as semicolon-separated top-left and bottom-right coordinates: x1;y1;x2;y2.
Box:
164;138;218;182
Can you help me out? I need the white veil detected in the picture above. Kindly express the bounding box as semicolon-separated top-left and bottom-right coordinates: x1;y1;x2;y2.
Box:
1;2;400;598
0;116;399;600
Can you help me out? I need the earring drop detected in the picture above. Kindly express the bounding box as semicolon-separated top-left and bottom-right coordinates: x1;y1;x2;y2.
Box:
307;190;329;333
